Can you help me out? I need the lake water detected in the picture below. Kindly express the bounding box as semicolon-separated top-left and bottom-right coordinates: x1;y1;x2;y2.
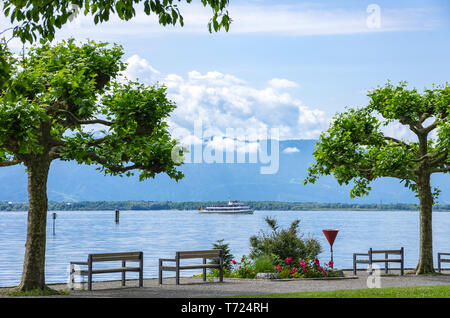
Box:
0;210;449;287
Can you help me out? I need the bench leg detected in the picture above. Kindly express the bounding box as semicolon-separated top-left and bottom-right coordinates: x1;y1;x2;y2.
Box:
438;254;441;273
220;257;224;282
69;264;74;290
158;260;163;284
353;254;357;276
88;272;92;291
88;256;93;291
122;260;126;286
203;258;207;282
385;253;389;274
139;264;143;288
176;258;180;285
401;248;404;276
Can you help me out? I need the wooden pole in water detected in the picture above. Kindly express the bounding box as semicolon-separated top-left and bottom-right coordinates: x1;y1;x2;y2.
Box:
52;212;57;235
115;210;119;223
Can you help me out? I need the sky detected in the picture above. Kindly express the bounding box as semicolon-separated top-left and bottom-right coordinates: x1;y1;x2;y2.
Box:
1;0;450;145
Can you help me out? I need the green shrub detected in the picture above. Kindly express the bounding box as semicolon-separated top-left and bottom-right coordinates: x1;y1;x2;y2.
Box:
210;239;234;271
249;217;322;263
253;254;276;273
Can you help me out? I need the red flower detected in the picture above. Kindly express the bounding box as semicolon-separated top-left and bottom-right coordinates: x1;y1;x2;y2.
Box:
232;260;237;265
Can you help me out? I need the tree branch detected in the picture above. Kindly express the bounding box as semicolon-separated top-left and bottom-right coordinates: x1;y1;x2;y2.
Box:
57;110;113;126
423;115;442;134
429;152;448;166
83;152;162;174
431;166;450;174
399;116;420;135
419;112;431;124
412;151;445;163
383;136;411;149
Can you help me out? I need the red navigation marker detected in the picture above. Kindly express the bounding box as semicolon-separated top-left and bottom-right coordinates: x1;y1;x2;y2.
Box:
322;229;339;267
323;229;339;247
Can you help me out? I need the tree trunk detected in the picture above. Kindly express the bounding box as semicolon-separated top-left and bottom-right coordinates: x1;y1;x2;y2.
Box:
18;158;51;291
415;172;435;275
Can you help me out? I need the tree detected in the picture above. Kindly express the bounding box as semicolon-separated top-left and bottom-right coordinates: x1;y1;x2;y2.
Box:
304;81;450;275
0;39;184;291
2;0;231;43
210;239;234;271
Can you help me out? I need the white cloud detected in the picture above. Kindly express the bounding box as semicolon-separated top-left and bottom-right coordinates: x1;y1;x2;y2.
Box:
283;147;300;154
156;64;329;141
268;78;299;89
115;54;329;141
121;54;161;83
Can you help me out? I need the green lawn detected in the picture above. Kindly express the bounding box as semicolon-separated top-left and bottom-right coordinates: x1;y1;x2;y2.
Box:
234;285;450;298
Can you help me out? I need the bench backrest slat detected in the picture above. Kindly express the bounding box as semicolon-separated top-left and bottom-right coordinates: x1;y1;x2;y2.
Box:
370;249;403;255
90;252;142;262
177;250;222;259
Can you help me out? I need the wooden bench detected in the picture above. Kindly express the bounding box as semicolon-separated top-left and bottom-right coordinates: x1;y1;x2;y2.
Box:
438;252;450;272
353;247;404;276
69;251;144;291
158;249;224;285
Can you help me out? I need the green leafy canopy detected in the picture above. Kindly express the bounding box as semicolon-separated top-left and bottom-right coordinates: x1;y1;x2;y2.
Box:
304;81;450;200
0;39;184;181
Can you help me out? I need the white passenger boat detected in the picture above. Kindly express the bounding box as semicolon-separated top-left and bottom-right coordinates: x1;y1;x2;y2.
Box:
199;200;254;214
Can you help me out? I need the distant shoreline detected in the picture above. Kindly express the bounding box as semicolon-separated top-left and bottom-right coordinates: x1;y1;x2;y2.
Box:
1;201;450;212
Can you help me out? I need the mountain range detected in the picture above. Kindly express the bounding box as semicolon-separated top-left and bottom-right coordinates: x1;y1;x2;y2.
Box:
0;139;448;204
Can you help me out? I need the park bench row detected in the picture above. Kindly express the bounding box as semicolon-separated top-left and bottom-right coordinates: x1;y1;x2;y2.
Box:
69;249;224;290
69;248;450;290
353;248;450;275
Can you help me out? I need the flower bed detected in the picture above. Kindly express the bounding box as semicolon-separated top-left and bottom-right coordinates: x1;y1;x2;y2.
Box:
208;255;343;280
273;255;336;279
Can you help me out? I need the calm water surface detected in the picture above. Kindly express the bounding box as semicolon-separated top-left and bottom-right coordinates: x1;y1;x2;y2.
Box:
0;210;449;287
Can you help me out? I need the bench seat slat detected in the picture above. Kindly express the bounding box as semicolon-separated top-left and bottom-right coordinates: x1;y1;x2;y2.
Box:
74;267;141;275
440;259;450;262
161;264;220;271
354;260;370;264
90;256;141;262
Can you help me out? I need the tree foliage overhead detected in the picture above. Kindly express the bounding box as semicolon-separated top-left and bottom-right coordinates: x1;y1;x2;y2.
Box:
0;39;184;181
304;81;450;200
2;0;231;43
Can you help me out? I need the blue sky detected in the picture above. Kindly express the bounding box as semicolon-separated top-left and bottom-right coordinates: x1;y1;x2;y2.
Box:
1;0;449;142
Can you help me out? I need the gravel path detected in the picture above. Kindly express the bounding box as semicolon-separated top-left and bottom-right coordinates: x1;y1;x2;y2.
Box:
2;269;449;298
